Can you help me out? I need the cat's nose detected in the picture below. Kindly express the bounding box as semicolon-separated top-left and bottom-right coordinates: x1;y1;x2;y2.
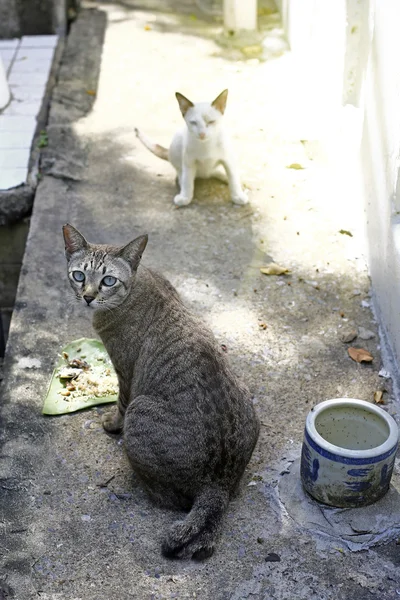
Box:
199;132;206;140
83;295;95;305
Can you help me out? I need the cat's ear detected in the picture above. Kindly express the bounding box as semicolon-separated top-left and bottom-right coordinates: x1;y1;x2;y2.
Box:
118;234;148;272
175;92;194;117
63;223;88;258
211;89;228;114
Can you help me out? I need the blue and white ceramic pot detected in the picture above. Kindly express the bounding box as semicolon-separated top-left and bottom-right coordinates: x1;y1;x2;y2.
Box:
301;398;399;507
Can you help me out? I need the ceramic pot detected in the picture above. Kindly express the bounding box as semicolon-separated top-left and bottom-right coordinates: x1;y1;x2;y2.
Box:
301;398;399;507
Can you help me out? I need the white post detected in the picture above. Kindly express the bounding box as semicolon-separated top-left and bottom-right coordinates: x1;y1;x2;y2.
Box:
0;56;10;111
224;0;257;32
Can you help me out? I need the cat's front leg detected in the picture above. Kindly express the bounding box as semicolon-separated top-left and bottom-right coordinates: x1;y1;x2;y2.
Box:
221;158;248;205
174;164;195;207
102;406;124;433
102;379;129;433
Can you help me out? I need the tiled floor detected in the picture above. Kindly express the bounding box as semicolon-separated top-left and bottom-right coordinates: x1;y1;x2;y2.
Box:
0;35;57;190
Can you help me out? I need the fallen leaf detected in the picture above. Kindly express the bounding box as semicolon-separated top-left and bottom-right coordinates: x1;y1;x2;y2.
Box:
241;44;263;57
260;263;290;276
374;391;384;404
86;89;96;96
348;347;373;363
287;163;304;170
144;24;152;30
259;322;268;330
340;329;358;343
43;338;118;415
339;229;353;237
258;6;275;15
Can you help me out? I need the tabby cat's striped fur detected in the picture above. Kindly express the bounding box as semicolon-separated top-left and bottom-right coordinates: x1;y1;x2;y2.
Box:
62;224;260;560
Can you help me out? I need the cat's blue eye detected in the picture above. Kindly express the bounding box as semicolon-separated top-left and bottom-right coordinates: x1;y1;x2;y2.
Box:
102;275;117;287
72;270;85;282
208;120;215;125
189;120;197;126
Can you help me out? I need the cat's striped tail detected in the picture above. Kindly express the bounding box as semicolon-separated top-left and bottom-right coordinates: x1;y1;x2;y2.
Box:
135;128;169;161
161;485;229;560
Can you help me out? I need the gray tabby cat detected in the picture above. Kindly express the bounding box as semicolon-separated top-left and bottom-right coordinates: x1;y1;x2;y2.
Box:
62;224;260;560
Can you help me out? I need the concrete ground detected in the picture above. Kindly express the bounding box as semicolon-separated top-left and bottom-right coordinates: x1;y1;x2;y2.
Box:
1;3;400;599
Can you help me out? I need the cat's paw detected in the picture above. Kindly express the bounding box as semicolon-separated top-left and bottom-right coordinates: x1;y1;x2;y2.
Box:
174;194;192;207
102;411;123;433
231;190;249;206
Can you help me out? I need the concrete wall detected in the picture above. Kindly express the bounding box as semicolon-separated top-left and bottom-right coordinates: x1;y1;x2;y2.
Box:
278;0;400;369
0;220;29;355
0;0;20;38
361;2;400;366
0;0;71;38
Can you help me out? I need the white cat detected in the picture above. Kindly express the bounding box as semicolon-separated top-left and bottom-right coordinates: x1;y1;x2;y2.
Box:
135;89;248;207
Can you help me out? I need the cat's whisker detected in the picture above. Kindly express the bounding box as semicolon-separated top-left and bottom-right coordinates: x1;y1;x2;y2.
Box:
64;295;80;311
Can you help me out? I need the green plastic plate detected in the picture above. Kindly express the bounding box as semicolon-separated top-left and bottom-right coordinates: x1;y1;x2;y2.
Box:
43;338;118;415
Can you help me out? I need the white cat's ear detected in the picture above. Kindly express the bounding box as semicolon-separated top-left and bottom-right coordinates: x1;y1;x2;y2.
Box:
175;92;194;116
118;234;148;271
63;223;88;258
211;89;228;114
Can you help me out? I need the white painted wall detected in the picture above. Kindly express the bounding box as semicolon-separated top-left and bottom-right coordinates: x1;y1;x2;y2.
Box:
278;0;400;366
361;2;400;364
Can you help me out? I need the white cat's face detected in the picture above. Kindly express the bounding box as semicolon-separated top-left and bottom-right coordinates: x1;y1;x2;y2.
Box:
176;90;228;142
184;103;222;141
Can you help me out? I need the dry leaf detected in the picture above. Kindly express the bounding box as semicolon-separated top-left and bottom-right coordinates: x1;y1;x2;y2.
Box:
259;322;267;330
287;163;304;170
86;89;96;96
258;6;275;15
348;347;373;363
144;24;152;30
260;263;290;276
374;391;384;404
241;45;263;57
